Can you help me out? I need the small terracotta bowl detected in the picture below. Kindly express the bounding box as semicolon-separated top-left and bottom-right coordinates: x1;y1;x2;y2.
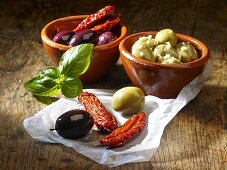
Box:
41;15;127;83
119;31;209;99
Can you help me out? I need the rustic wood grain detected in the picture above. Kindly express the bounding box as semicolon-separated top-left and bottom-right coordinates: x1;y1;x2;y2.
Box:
0;0;226;169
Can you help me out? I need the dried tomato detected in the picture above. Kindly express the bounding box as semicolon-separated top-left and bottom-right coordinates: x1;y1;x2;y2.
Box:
74;6;116;32
91;17;120;34
78;92;118;133
99;112;146;147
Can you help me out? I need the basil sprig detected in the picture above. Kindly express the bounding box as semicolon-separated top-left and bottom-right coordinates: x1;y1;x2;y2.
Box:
24;43;94;98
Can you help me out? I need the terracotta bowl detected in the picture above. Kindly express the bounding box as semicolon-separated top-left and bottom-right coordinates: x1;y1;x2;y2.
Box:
119;31;209;99
41;15;127;83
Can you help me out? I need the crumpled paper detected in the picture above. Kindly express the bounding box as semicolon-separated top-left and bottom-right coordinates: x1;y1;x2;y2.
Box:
23;60;212;167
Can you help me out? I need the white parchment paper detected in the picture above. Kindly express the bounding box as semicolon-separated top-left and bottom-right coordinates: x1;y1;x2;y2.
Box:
23;60;212;167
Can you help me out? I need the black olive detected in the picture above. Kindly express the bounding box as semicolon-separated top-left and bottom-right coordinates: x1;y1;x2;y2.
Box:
52;30;75;45
68;29;98;46
97;31;117;45
50;109;94;139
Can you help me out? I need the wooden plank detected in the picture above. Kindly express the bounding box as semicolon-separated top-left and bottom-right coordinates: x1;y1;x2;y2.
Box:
0;0;226;169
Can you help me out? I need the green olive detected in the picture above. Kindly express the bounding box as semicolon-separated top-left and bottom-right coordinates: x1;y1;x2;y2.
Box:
131;42;155;61
111;87;145;115
136;35;158;50
153;42;179;61
131;35;157;61
155;29;177;47
153;44;165;58
157;54;181;64
175;42;198;63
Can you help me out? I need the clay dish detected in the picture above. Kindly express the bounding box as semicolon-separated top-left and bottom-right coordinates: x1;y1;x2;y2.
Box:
41;15;127;83
119;31;209;98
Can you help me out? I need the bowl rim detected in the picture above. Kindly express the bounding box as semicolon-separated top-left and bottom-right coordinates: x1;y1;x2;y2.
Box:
119;31;210;69
41;15;128;51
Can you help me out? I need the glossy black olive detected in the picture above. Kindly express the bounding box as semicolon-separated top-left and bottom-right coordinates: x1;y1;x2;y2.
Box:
52;30;75;45
50;109;94;139
97;31;117;45
68;29;98;46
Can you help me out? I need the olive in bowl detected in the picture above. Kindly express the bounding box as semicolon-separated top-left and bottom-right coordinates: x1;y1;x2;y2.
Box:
119;31;209;99
50;109;94;139
41;15;127;83
68;29;98;47
52;30;75;45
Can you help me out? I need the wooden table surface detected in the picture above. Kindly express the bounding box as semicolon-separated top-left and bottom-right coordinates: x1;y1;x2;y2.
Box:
0;0;226;169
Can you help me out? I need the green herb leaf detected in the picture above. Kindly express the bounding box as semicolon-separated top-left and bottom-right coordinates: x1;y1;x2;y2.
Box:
61;77;83;98
59;43;94;77
40;66;60;79
33;95;60;105
24;43;94;100
24;67;61;96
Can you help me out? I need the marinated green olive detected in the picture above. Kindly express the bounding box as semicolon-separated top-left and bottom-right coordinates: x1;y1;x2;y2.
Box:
131;44;155;61
153;42;179;60
175;42;198;63
157;54;181;64
111;87;145;115
136;35;158;50
131;29;198;64
131;35;157;61
155;29;177;47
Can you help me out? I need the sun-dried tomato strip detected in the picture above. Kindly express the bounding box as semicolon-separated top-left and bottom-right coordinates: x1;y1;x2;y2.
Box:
73;6;116;32
99;112;146;147
100;114;139;140
91;17;120;34
78;92;118;133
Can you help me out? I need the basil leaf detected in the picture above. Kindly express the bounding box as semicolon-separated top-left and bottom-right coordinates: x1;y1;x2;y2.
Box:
59;43;94;77
33;95;59;105
24;44;94;99
40;66;60;79
61;77;82;98
24;67;61;96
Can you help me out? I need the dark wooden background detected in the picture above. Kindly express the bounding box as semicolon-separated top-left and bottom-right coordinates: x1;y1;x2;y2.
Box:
0;0;226;169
